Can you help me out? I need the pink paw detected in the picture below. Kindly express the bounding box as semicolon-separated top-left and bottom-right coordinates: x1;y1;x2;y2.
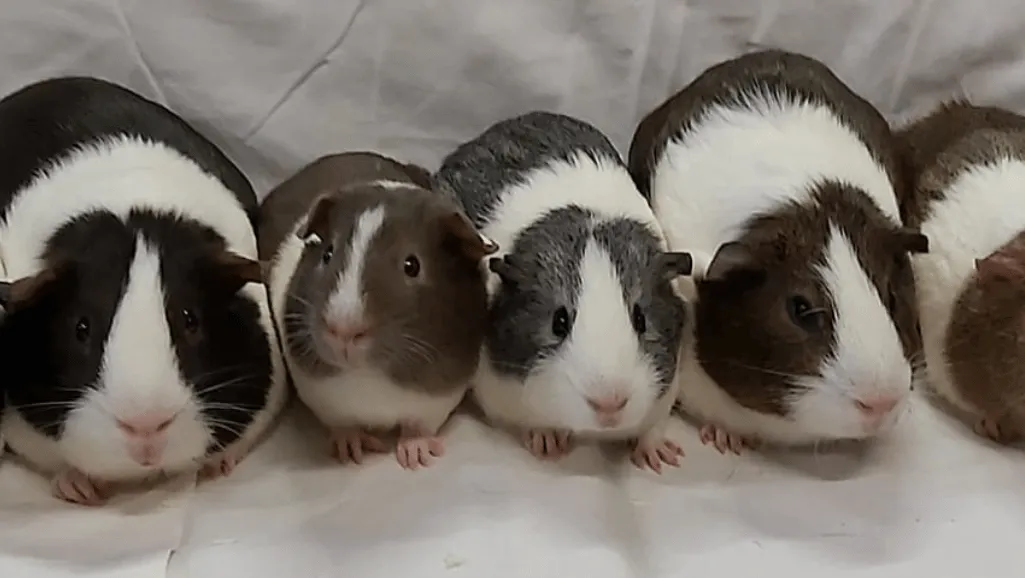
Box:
200;453;242;481
523;429;573;460
396;436;445;470
52;468;107;506
699;423;751;455
630;437;684;473
331;427;388;465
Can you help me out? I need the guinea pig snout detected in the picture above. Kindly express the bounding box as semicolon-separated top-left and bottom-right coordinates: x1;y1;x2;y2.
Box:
323;315;373;361
116;410;177;467
853;393;903;429
586;392;629;428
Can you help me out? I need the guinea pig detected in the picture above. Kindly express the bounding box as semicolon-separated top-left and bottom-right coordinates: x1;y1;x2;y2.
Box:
433;111;697;472
896;101;1025;443
0;76;287;505
627;49;928;454
260;151;495;470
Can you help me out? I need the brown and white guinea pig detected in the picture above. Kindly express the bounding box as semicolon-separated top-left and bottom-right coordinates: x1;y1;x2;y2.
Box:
432;111;697;473
896;101;1025;444
627;50;928;454
0;77;287;505
260;151;495;470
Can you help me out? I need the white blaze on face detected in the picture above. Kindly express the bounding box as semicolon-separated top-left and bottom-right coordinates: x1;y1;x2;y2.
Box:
100;237;192;414
324;206;386;323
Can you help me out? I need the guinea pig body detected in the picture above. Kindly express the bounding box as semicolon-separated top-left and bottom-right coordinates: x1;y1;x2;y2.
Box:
434;111;696;472
0;77;287;505
898;102;1025;443
261;152;494;470
628;50;928;453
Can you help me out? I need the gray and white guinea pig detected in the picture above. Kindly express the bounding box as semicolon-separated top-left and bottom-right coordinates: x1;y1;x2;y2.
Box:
433;111;697;472
628;50;928;454
0;77;287;506
260;152;496;470
897;101;1025;444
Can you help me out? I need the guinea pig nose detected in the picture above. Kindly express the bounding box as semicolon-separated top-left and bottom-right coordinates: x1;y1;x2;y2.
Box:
854;394;901;418
586;394;629;414
116;411;177;436
325;318;372;344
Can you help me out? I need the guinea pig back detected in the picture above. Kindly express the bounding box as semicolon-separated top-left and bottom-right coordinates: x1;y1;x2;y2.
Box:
897;101;1025;443
628;50;928;449
0;77;287;504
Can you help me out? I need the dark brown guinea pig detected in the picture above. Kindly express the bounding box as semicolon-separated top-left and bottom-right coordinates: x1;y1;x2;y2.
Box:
896;101;1025;444
260;152;496;470
627;49;928;454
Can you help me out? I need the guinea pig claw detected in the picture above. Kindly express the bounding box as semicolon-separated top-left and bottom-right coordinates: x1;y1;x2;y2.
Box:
52;469;106;506
200;453;241;481
973;417;1018;444
524;429;573;460
631;438;684;474
395;435;444;470
330;427;387;465
699;424;748;455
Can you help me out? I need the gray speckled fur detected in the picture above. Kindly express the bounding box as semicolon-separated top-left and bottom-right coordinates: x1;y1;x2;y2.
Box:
433;111;687;394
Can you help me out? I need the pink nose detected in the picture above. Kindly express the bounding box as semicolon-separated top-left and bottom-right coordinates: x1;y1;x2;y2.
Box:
324;317;371;346
587;394;629;415
854;395;901;418
116;411;177;437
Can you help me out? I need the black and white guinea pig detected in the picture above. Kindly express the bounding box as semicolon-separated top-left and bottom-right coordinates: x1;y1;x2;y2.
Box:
433;111;696;473
0;77;287;505
628;50;928;454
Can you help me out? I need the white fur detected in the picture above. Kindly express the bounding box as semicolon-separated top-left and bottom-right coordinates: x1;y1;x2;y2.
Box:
269;206;467;438
471;154;676;440
324;207;385;323
914;158;1025;415
0;136;287;481
655;92;910;444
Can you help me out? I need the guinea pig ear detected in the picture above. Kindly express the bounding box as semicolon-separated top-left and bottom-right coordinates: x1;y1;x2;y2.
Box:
401;163;434;190
655;251;695;280
488;255;524;286
893;227;929;254
296;194;337;245
439;211;498;261
975;247;1025;282
0;266;64;313
208;251;264;294
702;242;765;286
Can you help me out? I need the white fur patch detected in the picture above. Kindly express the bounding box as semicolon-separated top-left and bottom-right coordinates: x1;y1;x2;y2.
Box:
325;206;385;323
371;179;421;191
654;91;906;443
472;239;667;438
480;151;666;296
0;135;288;479
914;158;1025;414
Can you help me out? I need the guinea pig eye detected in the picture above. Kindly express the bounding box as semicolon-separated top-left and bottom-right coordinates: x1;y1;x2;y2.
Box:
786;295;827;332
631;304;647;334
321;244;334;265
551;306;572;340
74;317;90;343
403;255;421;278
182;308;200;334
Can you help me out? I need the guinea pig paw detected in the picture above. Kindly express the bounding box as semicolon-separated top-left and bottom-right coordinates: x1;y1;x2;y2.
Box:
973;417;1019;445
523;429;573;460
330;427;388;465
698;424;749;455
630;438;684;474
200;453;242;481
395;435;445;470
52;469;107;507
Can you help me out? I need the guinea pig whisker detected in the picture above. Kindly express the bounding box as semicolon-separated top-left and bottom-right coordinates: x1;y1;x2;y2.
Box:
199;374;262;396
285;292;316;309
190;363;264;385
204;420;248;438
12;400;82;411
714;360;812;382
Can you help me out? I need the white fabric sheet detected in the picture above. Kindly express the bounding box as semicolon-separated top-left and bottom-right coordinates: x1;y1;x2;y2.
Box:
2;1;1025;576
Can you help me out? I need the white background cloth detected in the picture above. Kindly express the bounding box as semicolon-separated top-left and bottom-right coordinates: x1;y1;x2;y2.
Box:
1;1;1024;576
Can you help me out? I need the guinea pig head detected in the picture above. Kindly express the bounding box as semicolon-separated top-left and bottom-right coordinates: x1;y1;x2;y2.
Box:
284;184;496;387
946;232;1025;425
487;209;694;433
693;186;929;441
0;211;268;477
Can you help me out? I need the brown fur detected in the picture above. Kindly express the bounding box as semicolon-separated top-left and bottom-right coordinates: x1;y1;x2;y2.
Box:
262;152;491;394
628;50;925;418
897;102;1025;438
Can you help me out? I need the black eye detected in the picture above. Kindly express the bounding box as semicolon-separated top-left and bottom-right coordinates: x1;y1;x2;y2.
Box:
552;306;572;340
786;295;827;332
403;255;421;278
631;304;646;334
321;244;334;265
74;317;90;343
182;308;200;334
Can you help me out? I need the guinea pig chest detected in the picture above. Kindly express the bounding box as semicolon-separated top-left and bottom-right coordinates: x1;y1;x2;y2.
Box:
628;50;928;454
